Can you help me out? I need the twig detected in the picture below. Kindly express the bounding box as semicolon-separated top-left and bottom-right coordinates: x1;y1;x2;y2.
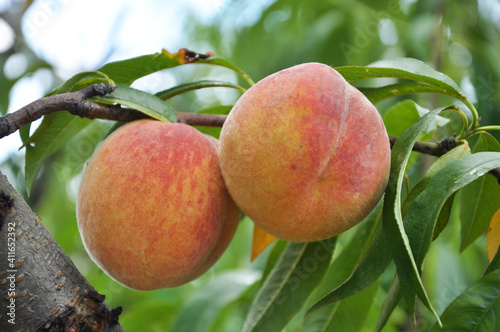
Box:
0;85;499;184
176;113;227;127
389;134;457;157
0;84;120;138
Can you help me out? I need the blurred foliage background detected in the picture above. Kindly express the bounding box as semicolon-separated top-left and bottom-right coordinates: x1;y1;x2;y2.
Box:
1;0;499;331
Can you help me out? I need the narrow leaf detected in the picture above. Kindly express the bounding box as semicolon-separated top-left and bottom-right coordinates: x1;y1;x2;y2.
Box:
335;58;474;123
382;100;449;137
98;48;199;85
243;238;336;332
375;275;402;332
23;72;114;193
432;194;456;240
303;203;382;328
382;107;444;323
306;213;389;316
171;270;260;332
23;71;112;148
196;105;233;115
156;80;245;100
25;115;91;193
336;58;460;93
359;82;449;103
201;57;255;86
93;84;178;122
460;132;500;252
261;240;288;283
50;71;113;95
98;48;255;87
401;142;471;218
251;225;278;262
431;268;500;331
487;209;500;262
401;152;500;324
318;281;379;332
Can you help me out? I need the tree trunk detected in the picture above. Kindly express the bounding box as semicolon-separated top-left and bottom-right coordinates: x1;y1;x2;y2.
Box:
0;172;124;332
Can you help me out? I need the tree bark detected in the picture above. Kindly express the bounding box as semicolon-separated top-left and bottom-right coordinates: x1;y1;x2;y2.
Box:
0;173;123;332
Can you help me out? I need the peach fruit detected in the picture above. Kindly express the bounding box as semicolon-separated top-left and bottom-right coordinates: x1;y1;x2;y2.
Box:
76;120;240;290
219;62;390;242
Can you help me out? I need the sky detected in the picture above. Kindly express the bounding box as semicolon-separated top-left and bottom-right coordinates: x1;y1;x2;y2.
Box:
0;0;273;163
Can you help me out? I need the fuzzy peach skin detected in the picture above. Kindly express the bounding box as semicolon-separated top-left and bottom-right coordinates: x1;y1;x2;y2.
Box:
219;62;390;242
76;120;240;290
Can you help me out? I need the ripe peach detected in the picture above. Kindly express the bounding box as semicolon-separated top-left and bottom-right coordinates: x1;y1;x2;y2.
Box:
76;120;240;290
219;63;390;242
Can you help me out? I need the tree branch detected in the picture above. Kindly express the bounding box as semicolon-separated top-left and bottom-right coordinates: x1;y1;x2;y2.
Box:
0;84;120;138
0;173;124;331
388;134;458;157
1;85;499;183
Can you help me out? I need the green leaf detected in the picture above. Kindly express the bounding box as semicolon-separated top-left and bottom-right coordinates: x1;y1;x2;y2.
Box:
401;142;471;218
407;152;500;266
306;281;379;332
306;214;389;316
156;80;244;100
460;133;500;252
432;194;456;241
431;268;500;331
359;82;450;103
19;125;30;145
50;71;113;95
336;57;460;92
23;71;114;193
400;152;500;327
382;107;444;323
335;58;474;125
261;240;288;284
375;275;402;332
382;100;449;137
24;72;111;147
98;48;254;87
303;203;382;329
93;84;178;122
201;57;255;86
97;49;192;85
242;238;336;332
196;105;233;115
25;115;92;193
171;270;261;332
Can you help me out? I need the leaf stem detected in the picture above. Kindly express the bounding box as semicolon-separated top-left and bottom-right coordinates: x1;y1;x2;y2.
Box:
156;80;246;100
461;96;480;130
441;106;469;140
474;125;500;133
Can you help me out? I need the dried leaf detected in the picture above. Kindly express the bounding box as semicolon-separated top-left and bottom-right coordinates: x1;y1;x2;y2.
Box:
251;225;278;262
486;209;500;262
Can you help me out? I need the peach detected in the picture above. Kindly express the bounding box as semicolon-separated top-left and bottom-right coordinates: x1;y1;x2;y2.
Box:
76;120;240;290
219;63;390;242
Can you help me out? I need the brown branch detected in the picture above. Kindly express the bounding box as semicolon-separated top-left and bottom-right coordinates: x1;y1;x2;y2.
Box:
1;86;499;183
176;113;227;127
0;84;120;138
389;134;458;157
